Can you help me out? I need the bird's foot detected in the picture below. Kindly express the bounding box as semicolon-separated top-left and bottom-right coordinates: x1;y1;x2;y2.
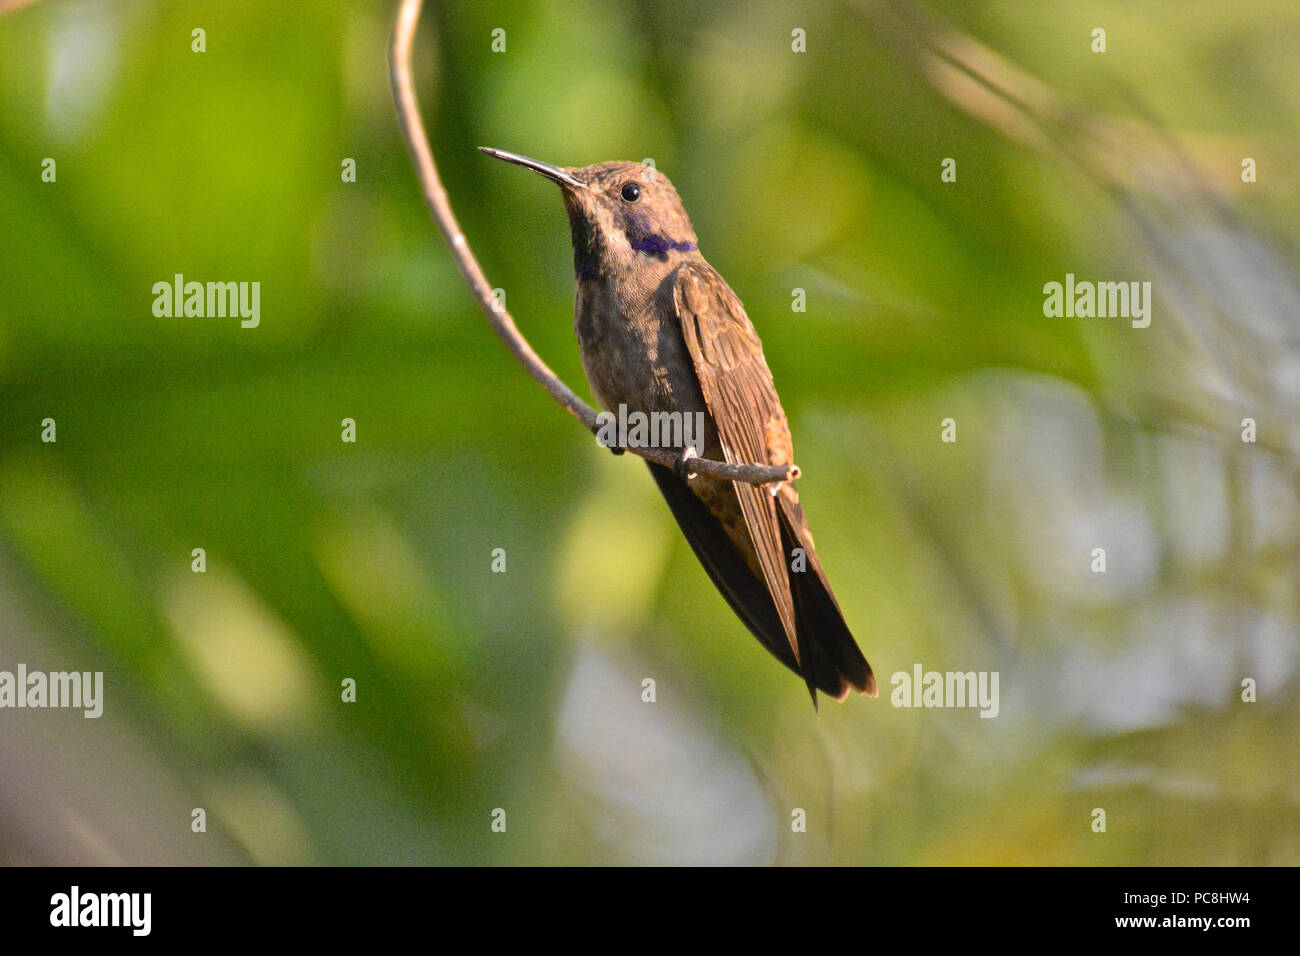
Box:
675;445;699;480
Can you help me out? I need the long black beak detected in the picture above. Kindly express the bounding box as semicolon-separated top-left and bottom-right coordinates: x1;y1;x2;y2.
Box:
479;147;585;188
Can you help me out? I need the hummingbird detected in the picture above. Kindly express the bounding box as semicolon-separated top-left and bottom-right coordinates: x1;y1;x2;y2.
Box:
481;147;876;705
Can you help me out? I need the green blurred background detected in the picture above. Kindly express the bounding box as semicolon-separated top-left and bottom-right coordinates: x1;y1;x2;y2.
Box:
0;0;1297;865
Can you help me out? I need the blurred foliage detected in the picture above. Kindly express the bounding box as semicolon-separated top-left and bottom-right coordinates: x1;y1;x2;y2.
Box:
0;0;1296;865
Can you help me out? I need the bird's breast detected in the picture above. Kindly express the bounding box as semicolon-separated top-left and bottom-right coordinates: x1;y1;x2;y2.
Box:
573;273;712;437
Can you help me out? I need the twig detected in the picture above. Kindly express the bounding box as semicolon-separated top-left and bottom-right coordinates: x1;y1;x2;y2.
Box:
388;0;799;486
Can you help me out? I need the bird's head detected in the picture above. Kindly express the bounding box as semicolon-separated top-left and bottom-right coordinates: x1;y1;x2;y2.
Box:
480;148;699;279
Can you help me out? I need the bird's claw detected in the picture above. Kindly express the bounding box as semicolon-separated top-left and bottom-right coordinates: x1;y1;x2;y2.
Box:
675;446;699;480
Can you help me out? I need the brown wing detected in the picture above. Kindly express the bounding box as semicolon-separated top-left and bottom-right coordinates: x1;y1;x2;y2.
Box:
673;261;800;663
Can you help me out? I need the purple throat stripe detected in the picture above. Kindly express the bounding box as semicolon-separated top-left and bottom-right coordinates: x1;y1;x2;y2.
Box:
631;235;697;254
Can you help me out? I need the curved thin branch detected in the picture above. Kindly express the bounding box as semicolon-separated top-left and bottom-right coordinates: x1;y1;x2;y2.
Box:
388;0;799;486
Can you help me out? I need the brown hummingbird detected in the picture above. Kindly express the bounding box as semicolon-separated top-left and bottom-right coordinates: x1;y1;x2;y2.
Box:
481;147;876;705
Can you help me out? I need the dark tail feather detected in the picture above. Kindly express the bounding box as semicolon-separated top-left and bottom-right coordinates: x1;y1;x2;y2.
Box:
647;463;874;703
646;463;800;673
777;497;877;701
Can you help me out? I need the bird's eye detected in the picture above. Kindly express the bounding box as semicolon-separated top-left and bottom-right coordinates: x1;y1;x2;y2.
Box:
620;182;641;203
